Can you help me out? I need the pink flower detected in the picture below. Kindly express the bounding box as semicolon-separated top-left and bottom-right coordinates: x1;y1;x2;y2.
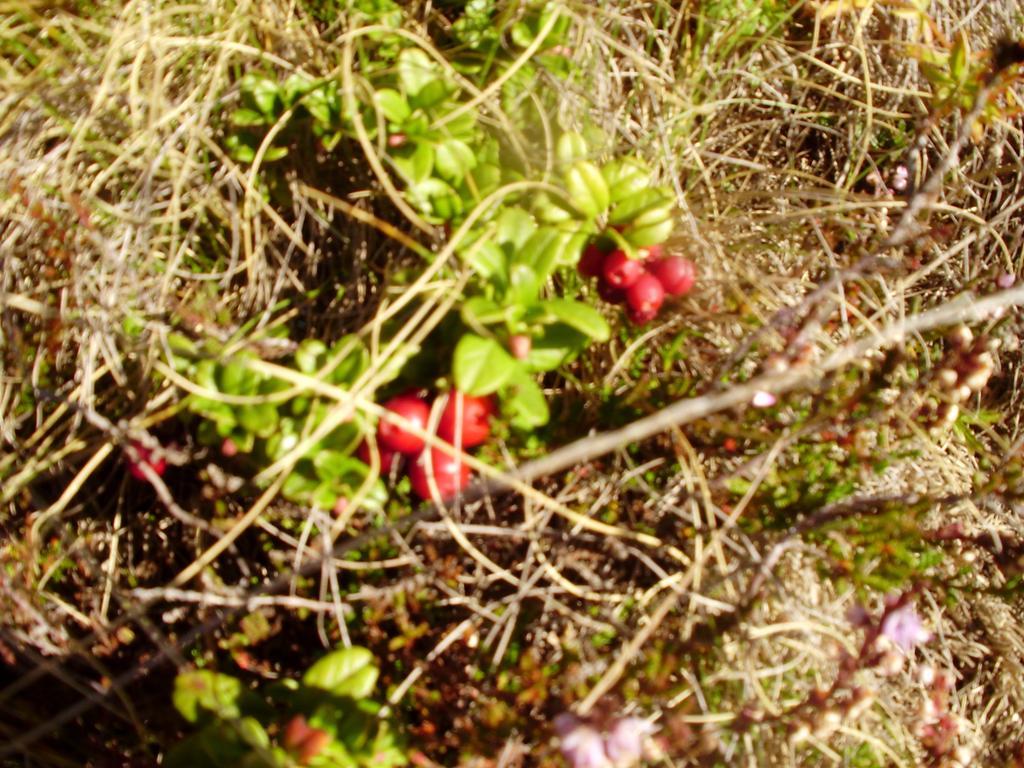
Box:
604;717;656;767
880;604;931;652
555;713;657;768
558;719;611;768
891;165;909;192
751;391;776;408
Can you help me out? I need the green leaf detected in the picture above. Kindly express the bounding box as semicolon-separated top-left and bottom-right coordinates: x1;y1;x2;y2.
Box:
391;141;434;185
231;108;268;127
453;334;517;396
542;299;610;342
603;158;651;202
237;402;278;438
282;73;314;106
312;483;339;510
950;31;969;84
507;263;540;306
173;670;243;724
409;78;452;110
495;207;536;251
326;337;370;386
459;239;506;282
558;230;590;267
565;161;610;218
533;191;574;223
556;131;588;165
504;369;549;429
510;20;535;48
624;218;674;247
303;647;379;699
224;133;257;164
374;88;410;123
397;48;437;98
313;452;369;485
406;178;462;221
240;74;280;116
461;297;507;327
217;359;258;395
282;466;320;502
516;227;568;284
434;139;476;182
295;339;328;375
305;87;335;126
263;145;289;162
608;188;674;227
237;717;270;751
524;323;588;372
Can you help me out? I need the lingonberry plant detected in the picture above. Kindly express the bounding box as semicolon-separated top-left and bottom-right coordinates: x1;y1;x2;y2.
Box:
169;0;696;514
167;646;405;767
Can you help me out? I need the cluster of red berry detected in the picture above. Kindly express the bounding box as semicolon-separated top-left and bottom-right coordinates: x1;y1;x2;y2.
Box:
359;390;494;501
578;242;696;324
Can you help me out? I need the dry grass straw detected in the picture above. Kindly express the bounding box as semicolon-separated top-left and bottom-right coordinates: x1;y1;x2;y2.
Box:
1;0;1024;764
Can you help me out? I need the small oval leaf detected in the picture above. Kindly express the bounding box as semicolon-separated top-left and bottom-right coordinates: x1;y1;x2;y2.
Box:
565;160;609;218
303;647;378;699
543;299;610;342
453;334;517;396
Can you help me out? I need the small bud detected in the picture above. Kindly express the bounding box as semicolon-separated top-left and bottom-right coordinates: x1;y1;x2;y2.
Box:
814;709;842;738
918;665;935;686
845;687;875;720
954;746;973;765
961;366;992;393
938;402;959;426
788;722;811;746
763;354;789;374
509;334;532;360
936;368;958;389
752;391;777;408
876;649;905;676
221;437;238;457
997;272;1016;289
948;325;973;349
846;603;871;627
919;697;939;723
387;133;408;148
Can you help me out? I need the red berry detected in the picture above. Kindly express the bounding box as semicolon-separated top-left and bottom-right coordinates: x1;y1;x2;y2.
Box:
509;334;532;360
627;304;659;325
597;277;627;305
221;438;238;458
357;440;400;471
377;394;431;455
577;243;606;279
283;715;313;750
437;391;494;448
638;244;664;262
649;256;696;297
602;250;646;289
626;273;665;316
127;442;166;480
409;448;471;501
296;728;331;764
